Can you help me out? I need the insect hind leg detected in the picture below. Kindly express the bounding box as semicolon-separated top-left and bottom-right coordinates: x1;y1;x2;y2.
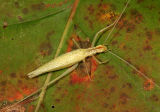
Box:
72;38;81;48
72;38;93;80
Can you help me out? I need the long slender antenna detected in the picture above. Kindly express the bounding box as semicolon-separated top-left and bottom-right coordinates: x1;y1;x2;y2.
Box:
103;0;131;44
108;50;160;89
91;22;115;47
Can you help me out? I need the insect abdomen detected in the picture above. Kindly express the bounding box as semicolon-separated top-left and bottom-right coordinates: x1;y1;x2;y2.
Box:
27;49;88;78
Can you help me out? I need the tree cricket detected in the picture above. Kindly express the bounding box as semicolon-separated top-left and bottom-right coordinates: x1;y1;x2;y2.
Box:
27;0;129;79
2;0;160;111
27;0;160;89
27;45;107;78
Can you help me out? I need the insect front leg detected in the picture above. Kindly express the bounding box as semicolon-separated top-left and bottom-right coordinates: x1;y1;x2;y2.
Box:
82;59;93;80
92;55;110;64
91;22;116;47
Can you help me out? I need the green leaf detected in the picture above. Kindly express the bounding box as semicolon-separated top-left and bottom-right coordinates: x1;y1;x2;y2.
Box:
0;0;160;112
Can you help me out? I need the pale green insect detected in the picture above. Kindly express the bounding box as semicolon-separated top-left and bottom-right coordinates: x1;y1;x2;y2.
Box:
27;0;129;80
3;0;160;111
27;45;107;78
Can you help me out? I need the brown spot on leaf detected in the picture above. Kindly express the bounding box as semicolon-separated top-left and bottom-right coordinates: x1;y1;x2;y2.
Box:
84;2;117;30
74;24;78;30
39;41;53;56
136;66;148;77
103;103;108;108
111;40;118;45
18;80;22;84
31;3;45;11
122;82;132;89
145;39;149;44
55;98;61;103
117;15;127;29
119;42;127;50
14;2;20;8
110;86;116;93
106;65;118;80
87;4;95;15
20;84;38;96
67;37;74;52
18;16;23;21
70;59;94;84
118;15;136;33
1;88;5;92
10;73;16;78
113;31;121;38
28;105;35;112
0;81;7;86
109;104;117;110
119;93;129;104
147;5;155;10
137;0;144;3
0;70;2;74
88;20;93;29
84;16;89;20
145;31;153;40
126;58;132;64
97;3;110;11
143;79;155;91
96;3;117;23
155;28;160;35
126;82;132;88
83;16;93;29
143;45;152;51
41;103;46;111
22;8;29;14
130;9;143;24
108;74;118;80
3;22;8;29
126;22;135;33
150;94;159;102
46;30;54;39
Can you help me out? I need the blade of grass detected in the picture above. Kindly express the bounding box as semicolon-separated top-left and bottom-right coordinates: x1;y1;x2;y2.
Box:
7;8;67;27
34;0;80;112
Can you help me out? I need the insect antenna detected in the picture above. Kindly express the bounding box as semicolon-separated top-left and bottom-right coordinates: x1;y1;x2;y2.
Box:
101;0;160;89
103;0;131;44
91;0;131;47
108;50;160;89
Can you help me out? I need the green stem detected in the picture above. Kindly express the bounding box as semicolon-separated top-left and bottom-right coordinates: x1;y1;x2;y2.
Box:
34;0;80;112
